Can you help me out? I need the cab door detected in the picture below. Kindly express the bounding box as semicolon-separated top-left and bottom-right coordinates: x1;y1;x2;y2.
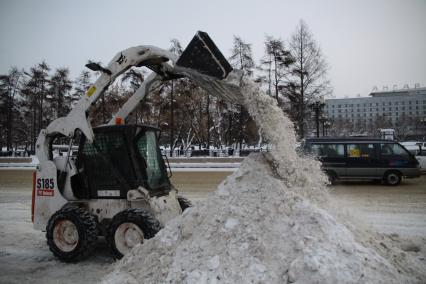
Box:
345;143;378;178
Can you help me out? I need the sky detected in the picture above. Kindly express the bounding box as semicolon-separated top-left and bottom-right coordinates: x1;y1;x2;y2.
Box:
0;0;425;98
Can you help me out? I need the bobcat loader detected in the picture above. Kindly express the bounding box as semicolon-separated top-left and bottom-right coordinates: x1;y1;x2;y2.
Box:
32;32;244;261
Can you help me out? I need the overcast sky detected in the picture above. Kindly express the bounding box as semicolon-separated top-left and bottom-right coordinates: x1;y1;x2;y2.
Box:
1;0;425;98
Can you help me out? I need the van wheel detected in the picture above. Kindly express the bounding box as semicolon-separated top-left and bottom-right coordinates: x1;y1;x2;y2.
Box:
326;171;337;185
177;196;192;212
383;171;402;186
46;207;98;262
107;209;161;259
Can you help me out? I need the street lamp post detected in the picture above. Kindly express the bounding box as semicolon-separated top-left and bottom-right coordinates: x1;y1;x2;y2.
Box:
319;116;329;137
421;117;426;140
310;99;325;138
324;121;331;136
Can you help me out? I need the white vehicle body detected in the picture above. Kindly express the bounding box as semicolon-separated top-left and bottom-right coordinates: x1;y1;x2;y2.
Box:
32;32;242;261
400;142;426;173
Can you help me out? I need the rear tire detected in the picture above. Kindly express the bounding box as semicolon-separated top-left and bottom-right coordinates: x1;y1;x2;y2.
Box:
107;208;161;259
177;196;192;212
383;171;402;186
46;206;98;262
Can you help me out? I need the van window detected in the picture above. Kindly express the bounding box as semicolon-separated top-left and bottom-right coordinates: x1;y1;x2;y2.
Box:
347;143;375;158
380;143;409;158
311;143;344;158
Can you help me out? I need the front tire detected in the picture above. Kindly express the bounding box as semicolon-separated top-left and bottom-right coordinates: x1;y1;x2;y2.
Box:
107;208;161;259
46;206;98;262
383;171;402;186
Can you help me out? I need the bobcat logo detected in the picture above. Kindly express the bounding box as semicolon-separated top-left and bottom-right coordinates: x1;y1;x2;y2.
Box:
116;53;126;65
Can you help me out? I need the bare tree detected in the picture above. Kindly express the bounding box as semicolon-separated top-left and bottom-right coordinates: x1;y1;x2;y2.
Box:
48;67;72;119
258;36;294;104
229;36;255;76
72;70;92;106
0;67;23;152
229;36;256;149
21;61;50;151
287;20;332;138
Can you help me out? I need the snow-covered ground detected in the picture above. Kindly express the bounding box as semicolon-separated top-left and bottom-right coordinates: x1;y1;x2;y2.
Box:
1;170;426;283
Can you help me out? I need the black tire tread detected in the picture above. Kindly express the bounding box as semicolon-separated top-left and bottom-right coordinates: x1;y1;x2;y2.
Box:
46;206;98;262
383;170;402;186
107;208;161;259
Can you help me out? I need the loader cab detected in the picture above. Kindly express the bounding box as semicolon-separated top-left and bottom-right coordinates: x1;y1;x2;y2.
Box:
71;124;171;200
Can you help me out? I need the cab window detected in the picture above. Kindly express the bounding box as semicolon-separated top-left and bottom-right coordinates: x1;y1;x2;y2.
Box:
136;130;169;190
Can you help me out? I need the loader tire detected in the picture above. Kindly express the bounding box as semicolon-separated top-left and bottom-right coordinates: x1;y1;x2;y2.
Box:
107;208;161;259
177;196;192;212
46;206;98;262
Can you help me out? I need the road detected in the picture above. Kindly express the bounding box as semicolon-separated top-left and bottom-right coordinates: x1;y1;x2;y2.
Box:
0;169;425;283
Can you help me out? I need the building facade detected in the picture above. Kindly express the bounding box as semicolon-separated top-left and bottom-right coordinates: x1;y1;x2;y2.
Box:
324;87;426;139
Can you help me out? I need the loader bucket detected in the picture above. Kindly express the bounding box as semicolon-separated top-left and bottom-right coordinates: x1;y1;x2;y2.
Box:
175;31;244;105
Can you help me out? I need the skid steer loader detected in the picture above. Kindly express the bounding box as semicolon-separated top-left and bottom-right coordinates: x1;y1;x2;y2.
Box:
32;31;244;261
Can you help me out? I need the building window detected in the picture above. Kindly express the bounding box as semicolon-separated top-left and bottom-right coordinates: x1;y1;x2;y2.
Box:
409;101;412;105
389;107;391;111
402;101;405;105
395;102;398;105
338;104;341;108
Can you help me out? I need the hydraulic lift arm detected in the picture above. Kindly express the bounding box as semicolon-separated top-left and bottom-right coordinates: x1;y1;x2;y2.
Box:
36;31;244;163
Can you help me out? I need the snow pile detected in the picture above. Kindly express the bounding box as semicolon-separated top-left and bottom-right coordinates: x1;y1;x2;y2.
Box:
102;78;425;283
103;154;422;283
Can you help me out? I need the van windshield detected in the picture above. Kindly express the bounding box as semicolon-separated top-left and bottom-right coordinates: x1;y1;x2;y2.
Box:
380;143;410;158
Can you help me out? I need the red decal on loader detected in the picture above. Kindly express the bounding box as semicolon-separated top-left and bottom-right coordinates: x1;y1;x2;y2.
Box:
37;189;54;197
